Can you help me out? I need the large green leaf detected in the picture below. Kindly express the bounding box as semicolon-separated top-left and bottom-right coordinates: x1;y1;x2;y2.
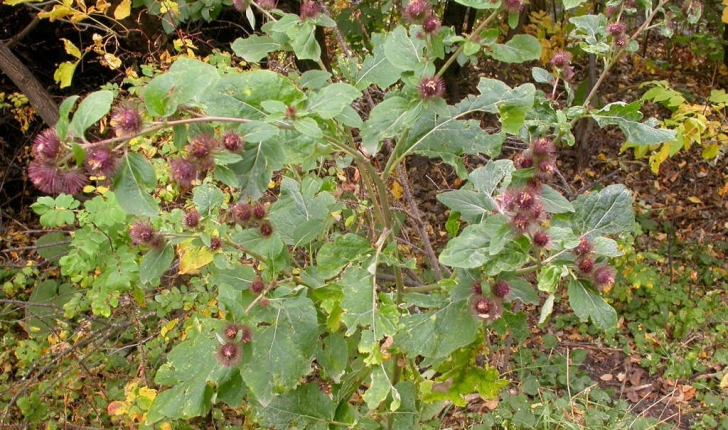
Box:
242;294;319;406
147;319;232;423
573;184;635;237
395;294;479;359
383;25;426;71
568;279;617;331
438;215;510;269
228;140;285;201
540;185;575;214
201;70;304;120
452;0;501;9
68;90;113;138
316;234;374;279
139;244;174;284
231;35;282;63
563;0;587;9
254;384;334;429
306;83;361;119
590;102;677;145
144;58;219;117
267;177;336;246
361;96;419;154
469;160;515;195
112;153;159;216
354;33;401;90
436;190;494;223
339;266;398;339
193;183;224;216
488;34;542;64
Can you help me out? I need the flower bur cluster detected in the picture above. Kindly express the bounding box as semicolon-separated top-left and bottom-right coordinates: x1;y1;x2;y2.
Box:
549;50;574;81
129;220;165;249
502;0;525;14
170;131;243;189
606;21;628;47
573;237;617;290
470;279;510;322
229;202;273;237
402;0;441;36
216;322;253;367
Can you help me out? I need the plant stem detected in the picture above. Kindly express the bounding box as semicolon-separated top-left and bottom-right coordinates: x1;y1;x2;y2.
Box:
436;9;500;79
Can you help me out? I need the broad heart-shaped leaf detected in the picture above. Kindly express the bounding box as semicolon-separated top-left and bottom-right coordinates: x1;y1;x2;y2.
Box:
231;35;283;63
395;288;479;359
193;183;224;216
568;279;617;331
209;264;257;318
147;318;232;423
488;34;542;64
254;384;334;429
112;153;159;216
68;90;113;138
339;266;398;339
396;110;505;167
284;19;321;61
228;139;285;201
540;184;575;214
201;70;304;120
316;234;374;279
55;95;80;139
563;0;587;9
361;96;420;154
305;83;361;119
139;244;174;284
439;215;511;269
469;159;515;195
454;78;535;123
242;293;318;406
590;102;677;145
384;25;427;71
436;190;494;224
452;0;501;8
144;58;219;117
267;176;336;246
353;33;401;90
572;184;635;237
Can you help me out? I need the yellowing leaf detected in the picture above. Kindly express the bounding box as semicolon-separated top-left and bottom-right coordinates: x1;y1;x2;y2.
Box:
649;143;670;174
61;38;82;59
54;61;79;88
687;196;702;204
720;372;728;389
178;240;214;274
107;400;127;416
104;52;122;69
723;7;728;24
702;143;720;159
391;180;403;199
38;5;77;21
114;0;131;19
3;0;43;6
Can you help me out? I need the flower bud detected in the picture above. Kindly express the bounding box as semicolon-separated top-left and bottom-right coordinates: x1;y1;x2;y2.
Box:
574;237;592;256
231;203;252;224
593;265;616;289
417;76;446;100
32;128;62;160
403;0;431;24
187;134;216;159
216;342;242;367
259;222;273;237
184;209;201;228
85;147;119;177
250;277;264;294
170;158;197;189
299;0;320;19
578;257;594;274
549;50;572;69
422;15;441;35
252;204;266;219
110;102;143;137
493;280;511;298
533;230;550;248
222;131;243;152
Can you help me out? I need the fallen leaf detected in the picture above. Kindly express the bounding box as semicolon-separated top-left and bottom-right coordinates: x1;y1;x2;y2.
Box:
687;196;702;204
599;374;614;381
720;372;728;389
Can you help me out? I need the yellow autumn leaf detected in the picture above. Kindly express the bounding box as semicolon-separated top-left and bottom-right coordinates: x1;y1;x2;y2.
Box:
687;196;702;204
721;372;728;389
104;52;122;69
723;7;728;24
178;240;214;274
38;5;76;21
702;143;720;159
648;143;670;174
61;38;82;59
391;180;403;199
114;0;131;19
54;61;79;88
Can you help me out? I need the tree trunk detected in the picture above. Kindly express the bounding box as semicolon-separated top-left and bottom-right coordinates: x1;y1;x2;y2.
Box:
0;41;58;126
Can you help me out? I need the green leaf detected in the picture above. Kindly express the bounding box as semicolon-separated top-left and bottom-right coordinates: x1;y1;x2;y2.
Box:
438;216;510;269
354;33;400;90
563;0;587;9
538;294;555;325
287;20;321;61
139;244;174;284
361;96;418;154
55;95;79;139
231;35;282;63
488;35;542;64
339;267;398;338
147;319;231;423
315;333;348;383
469;159;515;195
540;185;575;214
202;71;304;120
395;294;479;359
68;90;113;138
384;25;426;71
306;83;360;119
35;232;70;263
229;140;284;201
268;177;336;246
437;190;493;224
568;279;617;331
316;234;373;279
590;102;677;145
452;0;501;9
26;280;74;335
573;184;634;236
537;265;564;293
243;294;318;406
144;58;219;117
54;61;78;89
193;183;224;216
254;384;334;429
112;153;159;216
508;277;539;305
